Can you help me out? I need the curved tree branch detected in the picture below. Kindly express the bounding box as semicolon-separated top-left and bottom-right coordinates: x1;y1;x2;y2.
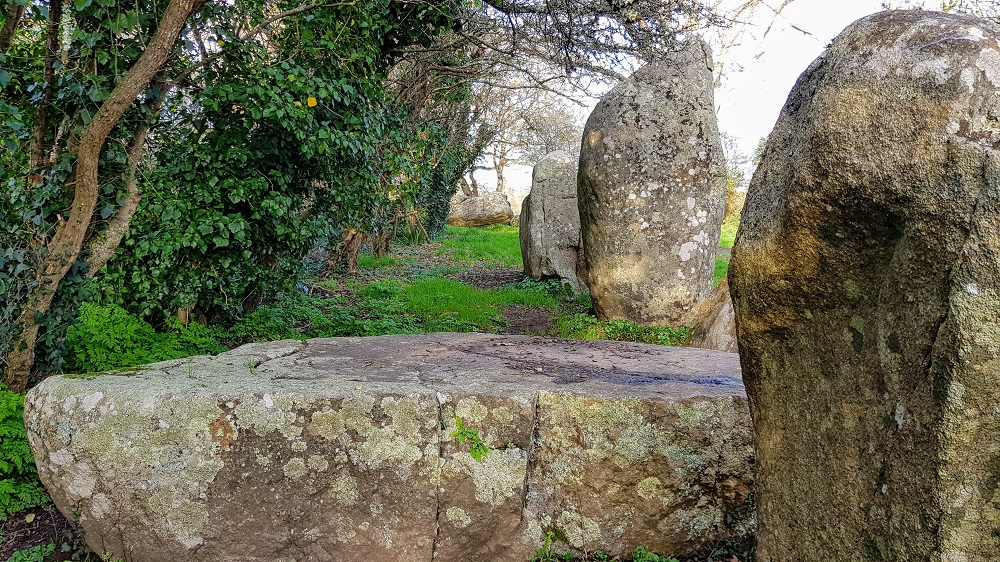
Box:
4;0;203;392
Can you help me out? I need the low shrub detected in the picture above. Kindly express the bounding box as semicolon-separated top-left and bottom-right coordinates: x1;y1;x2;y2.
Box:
64;304;225;372
0;386;50;519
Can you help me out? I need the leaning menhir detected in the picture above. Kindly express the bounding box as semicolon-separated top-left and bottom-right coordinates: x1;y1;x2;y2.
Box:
578;38;725;326
730;10;1000;562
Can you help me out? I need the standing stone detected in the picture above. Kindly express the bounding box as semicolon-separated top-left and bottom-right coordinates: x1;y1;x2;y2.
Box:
578;39;725;326
520;151;586;291
730;11;1000;562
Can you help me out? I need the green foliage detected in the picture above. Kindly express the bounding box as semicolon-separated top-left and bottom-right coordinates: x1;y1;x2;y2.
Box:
63;304;225;372
450;417;490;462
629;546;678;562
405;277;555;332
7;542;56;562
0;387;50;520
531;531;574;562
2;0;471;375
530;532;679;562
554;315;691;347
93;0;468;322
439;225;522;268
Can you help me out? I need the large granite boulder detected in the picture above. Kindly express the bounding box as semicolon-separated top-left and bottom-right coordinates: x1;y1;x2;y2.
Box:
520;151;586;291
447;191;514;227
578;39;726;326
729;10;1000;562
25;334;752;562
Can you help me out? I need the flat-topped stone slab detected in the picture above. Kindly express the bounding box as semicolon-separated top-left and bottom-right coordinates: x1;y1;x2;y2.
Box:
24;333;752;562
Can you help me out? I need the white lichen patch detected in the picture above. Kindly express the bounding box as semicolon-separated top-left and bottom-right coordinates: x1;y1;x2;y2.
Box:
234;396;300;440
148;488;210;542
910;56;952;84
556;511;602;548
310;408;346;440
679;241;698;262
90;493;112;519
283;458;307;479
446;506;472;528
81;392;104;412
327;475;360;506
49;449;74;466
455;397;488;424
468;447;527;507
490;406;514;424
976;48;1000;87
307;455;329;472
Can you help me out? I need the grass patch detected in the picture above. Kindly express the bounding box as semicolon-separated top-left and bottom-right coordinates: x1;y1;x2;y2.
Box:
714;256;730;287
439;225;521;268
554;314;691;346
230;284;420;342
406;277;555;332
358;252;399;269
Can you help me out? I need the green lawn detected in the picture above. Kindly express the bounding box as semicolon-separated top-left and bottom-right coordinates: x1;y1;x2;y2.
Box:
438;225;522;268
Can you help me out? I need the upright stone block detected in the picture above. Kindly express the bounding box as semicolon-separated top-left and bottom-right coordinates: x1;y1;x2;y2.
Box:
578;38;726;326
730;10;1000;562
520;151;586;291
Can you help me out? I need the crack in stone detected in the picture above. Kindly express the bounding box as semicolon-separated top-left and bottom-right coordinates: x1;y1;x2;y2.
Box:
521;392;542;523
430;391;446;561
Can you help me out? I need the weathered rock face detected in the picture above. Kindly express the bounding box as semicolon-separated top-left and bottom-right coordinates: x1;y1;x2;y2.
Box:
520;151;586;291
578;39;726;326
685;277;737;354
26;334;752;562
729;10;1000;562
447;191;514;227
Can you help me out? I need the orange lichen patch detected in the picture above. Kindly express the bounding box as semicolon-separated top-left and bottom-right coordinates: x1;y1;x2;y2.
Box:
209;412;236;451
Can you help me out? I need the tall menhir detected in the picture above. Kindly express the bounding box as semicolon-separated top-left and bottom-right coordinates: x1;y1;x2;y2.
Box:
577;38;726;326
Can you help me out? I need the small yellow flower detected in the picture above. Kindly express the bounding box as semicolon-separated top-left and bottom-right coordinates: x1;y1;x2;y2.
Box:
217;40;225;47
307;97;318;108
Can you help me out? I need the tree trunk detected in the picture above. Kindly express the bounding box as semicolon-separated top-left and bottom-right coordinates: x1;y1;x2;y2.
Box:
29;0;61;168
85;74;166;277
0;2;25;54
3;0;201;392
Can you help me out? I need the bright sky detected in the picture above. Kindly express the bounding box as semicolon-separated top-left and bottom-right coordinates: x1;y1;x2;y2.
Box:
484;0;947;193
715;0;938;157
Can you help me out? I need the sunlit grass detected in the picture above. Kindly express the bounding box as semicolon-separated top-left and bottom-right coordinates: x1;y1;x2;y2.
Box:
714;256;730;287
439;225;521;268
405;277;555;332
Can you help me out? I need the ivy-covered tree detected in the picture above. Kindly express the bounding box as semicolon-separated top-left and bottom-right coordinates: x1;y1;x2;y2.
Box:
0;0;460;391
